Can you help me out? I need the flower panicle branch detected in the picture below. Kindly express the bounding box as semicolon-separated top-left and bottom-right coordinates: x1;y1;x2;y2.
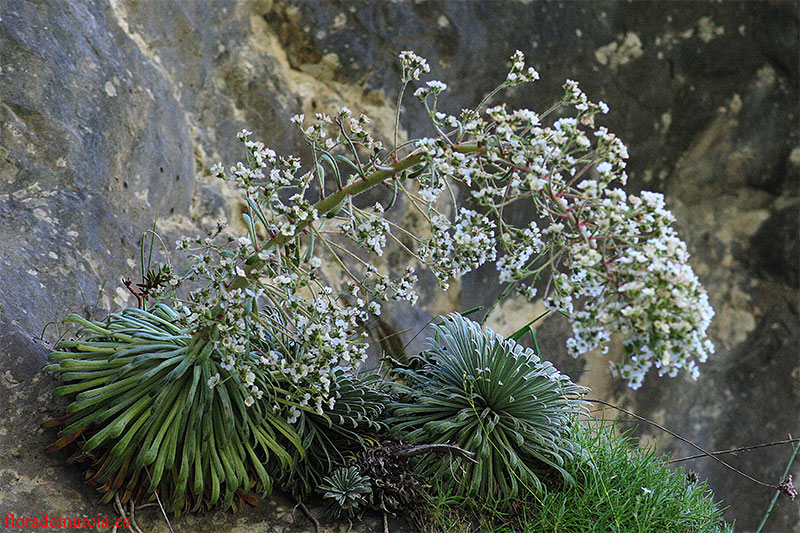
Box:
153;49;714;416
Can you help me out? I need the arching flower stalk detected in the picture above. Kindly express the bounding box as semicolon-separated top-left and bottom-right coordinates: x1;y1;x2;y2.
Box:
153;49;713;407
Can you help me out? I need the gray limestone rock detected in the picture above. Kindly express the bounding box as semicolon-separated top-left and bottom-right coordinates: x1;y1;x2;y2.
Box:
0;0;797;530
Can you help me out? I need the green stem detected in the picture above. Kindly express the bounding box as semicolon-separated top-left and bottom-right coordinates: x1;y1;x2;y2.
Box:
279;144;481;247
755;438;799;533
393;81;409;162
230;144;482;290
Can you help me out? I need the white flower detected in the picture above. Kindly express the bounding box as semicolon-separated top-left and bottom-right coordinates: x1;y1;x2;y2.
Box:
426;80;447;92
413;86;430;99
280;222;294;236
398;50;430;81
175;57;716;409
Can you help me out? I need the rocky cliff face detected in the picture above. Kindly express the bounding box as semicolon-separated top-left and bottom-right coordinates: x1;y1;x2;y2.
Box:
1;1;797;530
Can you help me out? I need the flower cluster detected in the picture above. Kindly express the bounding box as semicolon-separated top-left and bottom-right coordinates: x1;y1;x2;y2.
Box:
547;189;715;388
418;208;497;285
391;52;712;388
341;210;390;256
506;49;541;85
174;225;373;411
399;50;430;82
160;49;714;409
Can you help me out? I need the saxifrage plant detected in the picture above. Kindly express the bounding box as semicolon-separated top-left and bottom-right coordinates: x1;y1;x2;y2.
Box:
46;48;718;516
279;369;388;496
46;305;302;513
151;48;713;403
317;465;373;519
391;313;588;504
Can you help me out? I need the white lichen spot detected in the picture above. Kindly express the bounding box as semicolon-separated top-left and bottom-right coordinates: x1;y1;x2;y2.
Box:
729;94;742;114
716;306;756;348
755;65;776;88
437;15;450;28
48;251;59;260
104;81;117;97
66;230;79;238
484;296;548;342
332;12;347;30
660;112;672;132
738;25;746;36
594;32;643;69
126;258;137;269
789;147;800;171
32;208;56;226
114;286;132;307
697;16;724;43
27;269;38;276
575;28;583;38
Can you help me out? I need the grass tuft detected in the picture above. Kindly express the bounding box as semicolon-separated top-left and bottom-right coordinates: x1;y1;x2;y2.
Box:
421;420;732;533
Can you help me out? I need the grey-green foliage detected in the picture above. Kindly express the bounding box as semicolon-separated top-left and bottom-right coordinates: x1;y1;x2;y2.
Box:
317;466;373;519
281;369;388;496
46;305;303;513
391;313;588;504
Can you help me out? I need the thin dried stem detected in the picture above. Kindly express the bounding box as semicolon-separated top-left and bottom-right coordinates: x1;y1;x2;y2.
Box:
295;498;320;533
588;398;779;490
392;443;478;464
669;438;800;464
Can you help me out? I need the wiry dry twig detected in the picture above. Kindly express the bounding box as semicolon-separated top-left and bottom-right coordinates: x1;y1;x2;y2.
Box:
669;438;800;464
391;443;478;464
589;398;782;491
294;498;320;533
127;500;144;533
